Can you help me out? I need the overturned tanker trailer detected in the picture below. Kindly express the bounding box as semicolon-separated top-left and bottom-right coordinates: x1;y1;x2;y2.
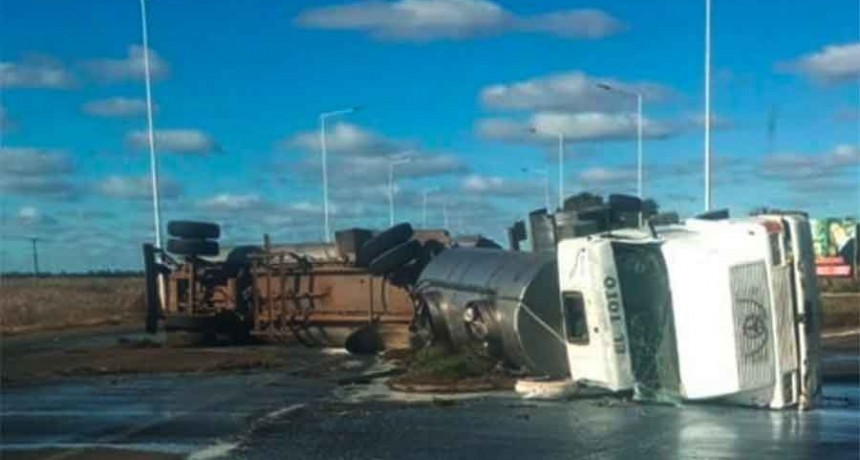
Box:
143;220;451;349
415;249;569;378
397;196;822;410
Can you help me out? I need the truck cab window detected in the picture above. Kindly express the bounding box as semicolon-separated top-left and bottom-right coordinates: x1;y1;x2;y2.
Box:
563;292;589;344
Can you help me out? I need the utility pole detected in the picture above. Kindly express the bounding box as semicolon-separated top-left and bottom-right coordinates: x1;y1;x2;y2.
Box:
30;237;39;277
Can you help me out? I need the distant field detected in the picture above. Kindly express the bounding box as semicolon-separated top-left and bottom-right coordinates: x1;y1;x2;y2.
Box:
0;275;856;335
0;277;145;334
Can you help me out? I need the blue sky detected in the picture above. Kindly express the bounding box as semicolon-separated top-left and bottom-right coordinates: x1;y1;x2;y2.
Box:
1;0;858;272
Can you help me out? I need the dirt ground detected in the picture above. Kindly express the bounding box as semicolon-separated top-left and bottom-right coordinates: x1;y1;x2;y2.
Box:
0;277;145;335
0;276;857;387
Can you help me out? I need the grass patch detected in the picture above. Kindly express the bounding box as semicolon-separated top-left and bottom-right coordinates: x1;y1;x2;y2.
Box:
405;345;497;381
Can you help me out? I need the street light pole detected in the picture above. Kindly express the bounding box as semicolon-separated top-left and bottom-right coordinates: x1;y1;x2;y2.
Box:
388;154;411;226
139;0;166;307
636;93;643;201
319;106;359;241
704;0;713;211
522;167;550;211
557;133;565;210
597;83;645;202
139;0;161;251
422;187;438;228
529;127;565;211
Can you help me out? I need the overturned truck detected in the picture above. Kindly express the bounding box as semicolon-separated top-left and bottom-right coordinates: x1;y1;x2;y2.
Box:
397;197;822;410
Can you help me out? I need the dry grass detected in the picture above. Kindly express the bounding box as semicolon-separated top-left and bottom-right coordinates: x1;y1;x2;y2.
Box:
0;275;855;336
0;277;145;334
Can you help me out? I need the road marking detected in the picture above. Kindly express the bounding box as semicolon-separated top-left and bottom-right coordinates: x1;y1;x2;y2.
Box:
188;442;239;460
261;403;306;421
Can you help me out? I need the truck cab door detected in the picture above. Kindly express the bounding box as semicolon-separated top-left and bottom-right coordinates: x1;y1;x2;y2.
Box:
557;239;634;392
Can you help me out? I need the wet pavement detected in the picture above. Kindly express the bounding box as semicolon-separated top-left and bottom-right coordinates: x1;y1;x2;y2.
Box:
2;355;858;459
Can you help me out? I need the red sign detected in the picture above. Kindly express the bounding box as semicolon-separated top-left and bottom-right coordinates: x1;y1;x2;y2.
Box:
816;265;852;277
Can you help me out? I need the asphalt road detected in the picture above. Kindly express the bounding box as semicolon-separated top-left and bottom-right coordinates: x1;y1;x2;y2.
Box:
2;354;858;460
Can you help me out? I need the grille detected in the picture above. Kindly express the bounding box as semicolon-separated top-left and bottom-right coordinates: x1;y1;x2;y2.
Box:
772;265;799;373
729;262;775;390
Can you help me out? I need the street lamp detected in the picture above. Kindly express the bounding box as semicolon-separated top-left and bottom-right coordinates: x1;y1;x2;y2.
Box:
597;82;644;203
388;153;411;226
529;127;565;210
319;106;361;242
704;0;713;211
139;0;166;307
422;187;439;228
521;167;550;211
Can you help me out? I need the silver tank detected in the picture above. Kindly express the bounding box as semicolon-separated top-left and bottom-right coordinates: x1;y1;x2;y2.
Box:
416;247;569;377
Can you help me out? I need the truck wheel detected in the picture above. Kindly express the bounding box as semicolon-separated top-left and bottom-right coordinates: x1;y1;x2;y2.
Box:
167;220;221;240
356;223;413;267
368;239;421;276
167;238;219;256
388;260;424;288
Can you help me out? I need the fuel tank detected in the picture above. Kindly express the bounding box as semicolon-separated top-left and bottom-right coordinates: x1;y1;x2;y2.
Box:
415;247;569;377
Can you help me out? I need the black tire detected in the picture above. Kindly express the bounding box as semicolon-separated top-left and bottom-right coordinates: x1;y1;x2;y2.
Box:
423;239;446;258
356;223;413;267
167;238;219;256
167;220;220;240
368;239;421;276
388;260;424;288
225;245;262;265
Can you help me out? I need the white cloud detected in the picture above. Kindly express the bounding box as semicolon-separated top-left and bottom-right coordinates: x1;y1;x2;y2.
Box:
0;147;73;176
83;97;152;117
0;55;76;89
15;206;58;227
460;174;539;196
578;167;636;185
126;129;219;155
0;148;77;198
289;122;469;184
327;152;468;183
85;45;169;82
762;144;860;184
198;193;264;212
478;111;676;143
830;144;860;166
295;0;624;41
287;122;398;156
780;42;860;84
521;9;625;39
481;71;671;112
98;175;181;200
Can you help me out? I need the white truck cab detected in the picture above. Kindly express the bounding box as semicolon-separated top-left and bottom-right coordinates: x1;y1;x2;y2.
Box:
557;213;821;409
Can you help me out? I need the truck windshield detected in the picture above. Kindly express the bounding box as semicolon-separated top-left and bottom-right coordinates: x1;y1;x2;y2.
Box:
611;242;682;401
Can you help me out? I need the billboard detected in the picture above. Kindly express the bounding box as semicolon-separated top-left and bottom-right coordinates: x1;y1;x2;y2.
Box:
811;218;858;277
